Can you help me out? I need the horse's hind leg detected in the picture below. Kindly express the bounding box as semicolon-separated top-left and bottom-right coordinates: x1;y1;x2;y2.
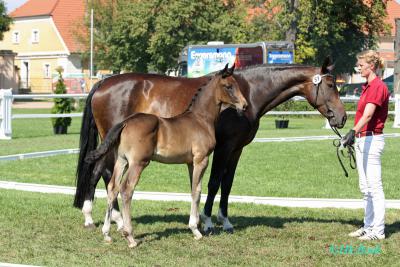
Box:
189;156;208;240
102;159;126;243
82;158;105;229
120;161;147;248
103;154;124;231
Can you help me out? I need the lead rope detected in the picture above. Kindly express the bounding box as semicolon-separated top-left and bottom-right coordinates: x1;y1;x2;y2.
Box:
331;126;357;177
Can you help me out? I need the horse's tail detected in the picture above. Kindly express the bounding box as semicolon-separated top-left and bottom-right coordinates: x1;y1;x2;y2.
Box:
84;121;126;164
73;81;102;209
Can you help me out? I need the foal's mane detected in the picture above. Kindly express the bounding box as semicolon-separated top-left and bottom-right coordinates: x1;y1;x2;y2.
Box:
185;77;213;112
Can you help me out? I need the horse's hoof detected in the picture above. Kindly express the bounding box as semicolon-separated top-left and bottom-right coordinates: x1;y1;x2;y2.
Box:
204;227;215;236
128;241;138;248
192;229;203;240
128;238;141;248
104;236;112;243
224;228;234;234
84;223;96;230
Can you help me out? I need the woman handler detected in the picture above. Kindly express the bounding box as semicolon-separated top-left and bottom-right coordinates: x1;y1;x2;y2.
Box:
342;50;390;240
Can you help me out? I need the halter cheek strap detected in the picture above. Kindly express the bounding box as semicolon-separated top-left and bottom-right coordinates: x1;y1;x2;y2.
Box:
311;74;332;109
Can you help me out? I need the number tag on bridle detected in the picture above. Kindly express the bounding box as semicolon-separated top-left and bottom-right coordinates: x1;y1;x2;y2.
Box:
312;74;322;85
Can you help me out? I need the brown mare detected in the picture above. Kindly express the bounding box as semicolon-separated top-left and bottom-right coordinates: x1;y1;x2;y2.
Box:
85;65;247;247
74;57;347;234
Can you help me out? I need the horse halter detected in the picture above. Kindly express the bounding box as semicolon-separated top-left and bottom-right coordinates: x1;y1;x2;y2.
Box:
312;74;356;177
310;73;334;109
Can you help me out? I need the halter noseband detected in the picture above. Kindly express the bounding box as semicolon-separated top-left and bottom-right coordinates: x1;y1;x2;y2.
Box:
310;73;334;109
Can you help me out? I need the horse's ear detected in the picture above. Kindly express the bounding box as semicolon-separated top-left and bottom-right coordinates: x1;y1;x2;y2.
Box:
219;63;230;77
321;56;334;73
228;63;235;75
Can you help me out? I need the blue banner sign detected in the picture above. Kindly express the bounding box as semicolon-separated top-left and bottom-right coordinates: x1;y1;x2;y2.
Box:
267;51;294;64
187;47;236;78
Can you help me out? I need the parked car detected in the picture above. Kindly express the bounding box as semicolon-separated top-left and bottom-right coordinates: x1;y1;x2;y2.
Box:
340;75;394;97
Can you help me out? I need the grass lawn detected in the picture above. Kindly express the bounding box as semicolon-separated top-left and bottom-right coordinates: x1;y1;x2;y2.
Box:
1;111;400;199
1;109;400;266
1;189;399;267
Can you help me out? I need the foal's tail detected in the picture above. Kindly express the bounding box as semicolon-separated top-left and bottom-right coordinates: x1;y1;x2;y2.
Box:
73;81;102;209
85;121;126;164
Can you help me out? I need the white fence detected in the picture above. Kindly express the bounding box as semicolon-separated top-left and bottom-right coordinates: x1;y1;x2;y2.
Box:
0;89;86;139
0;89;398;139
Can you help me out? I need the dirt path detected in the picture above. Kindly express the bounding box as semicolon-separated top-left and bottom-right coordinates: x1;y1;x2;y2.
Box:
12;101;54;109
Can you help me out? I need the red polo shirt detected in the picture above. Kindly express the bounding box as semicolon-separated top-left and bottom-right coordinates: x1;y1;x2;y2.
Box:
354;77;389;133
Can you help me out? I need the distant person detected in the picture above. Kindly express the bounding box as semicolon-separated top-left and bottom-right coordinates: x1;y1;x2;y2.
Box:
353;87;359;96
342;50;389;240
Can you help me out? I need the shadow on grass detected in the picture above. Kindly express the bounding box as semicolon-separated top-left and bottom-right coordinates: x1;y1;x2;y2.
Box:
95;214;400;242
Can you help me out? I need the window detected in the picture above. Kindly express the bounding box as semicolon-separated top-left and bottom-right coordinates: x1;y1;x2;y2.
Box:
31;29;39;43
12;31;20;44
43;63;51;78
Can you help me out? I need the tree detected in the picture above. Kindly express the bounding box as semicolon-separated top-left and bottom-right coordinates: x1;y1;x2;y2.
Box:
245;0;391;74
0;0;12;41
79;0;249;73
51;67;72;134
79;0;390;75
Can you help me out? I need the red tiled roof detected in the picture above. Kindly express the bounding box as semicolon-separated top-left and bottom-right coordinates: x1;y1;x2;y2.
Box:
379;51;395;61
51;0;86;53
10;0;59;17
10;0;86;53
386;0;400;36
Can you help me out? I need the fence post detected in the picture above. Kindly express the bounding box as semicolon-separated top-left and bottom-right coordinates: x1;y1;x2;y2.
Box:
323;118;331;129
394;94;400;128
0;89;13;140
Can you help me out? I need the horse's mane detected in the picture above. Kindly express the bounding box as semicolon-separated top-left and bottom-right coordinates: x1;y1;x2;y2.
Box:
185;77;213;112
236;63;315;73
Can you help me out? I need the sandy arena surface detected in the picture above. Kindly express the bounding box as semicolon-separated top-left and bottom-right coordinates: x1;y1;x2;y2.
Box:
12;101;54;109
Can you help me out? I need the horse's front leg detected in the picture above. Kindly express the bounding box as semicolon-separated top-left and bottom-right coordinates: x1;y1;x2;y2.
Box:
218;148;243;233
189;156;208;240
201;144;232;234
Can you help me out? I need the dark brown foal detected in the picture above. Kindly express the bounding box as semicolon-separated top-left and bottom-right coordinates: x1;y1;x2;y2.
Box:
86;64;247;247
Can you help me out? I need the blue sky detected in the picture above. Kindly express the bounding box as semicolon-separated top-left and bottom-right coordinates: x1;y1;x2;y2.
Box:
4;0;28;13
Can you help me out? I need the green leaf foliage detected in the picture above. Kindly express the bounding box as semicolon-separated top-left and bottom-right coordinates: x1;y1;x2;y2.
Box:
0;0;12;41
246;0;390;74
84;0;249;73
80;0;390;75
51;68;72;128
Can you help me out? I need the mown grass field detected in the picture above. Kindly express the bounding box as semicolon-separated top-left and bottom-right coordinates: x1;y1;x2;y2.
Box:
1;108;400;266
1;110;400;198
1;190;400;267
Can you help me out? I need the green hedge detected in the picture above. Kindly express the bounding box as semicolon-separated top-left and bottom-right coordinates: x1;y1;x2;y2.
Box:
272;101;394;112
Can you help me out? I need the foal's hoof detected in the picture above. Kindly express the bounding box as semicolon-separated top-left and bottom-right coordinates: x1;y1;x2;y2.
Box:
128;241;138;248
193;230;203;240
128;238;141;248
194;234;203;240
84;223;96;230
104;236;112;243
203;227;215;236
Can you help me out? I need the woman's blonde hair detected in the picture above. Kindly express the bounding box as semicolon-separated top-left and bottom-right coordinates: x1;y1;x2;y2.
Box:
356;50;385;70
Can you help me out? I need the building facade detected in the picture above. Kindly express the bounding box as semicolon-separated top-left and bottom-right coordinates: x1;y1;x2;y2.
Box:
0;0;88;93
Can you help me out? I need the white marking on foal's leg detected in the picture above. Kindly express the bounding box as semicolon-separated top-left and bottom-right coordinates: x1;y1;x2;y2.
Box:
189;214;203;240
200;209;214;235
217;209;234;233
111;209;124;231
82;200;95;228
102;208;112;243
